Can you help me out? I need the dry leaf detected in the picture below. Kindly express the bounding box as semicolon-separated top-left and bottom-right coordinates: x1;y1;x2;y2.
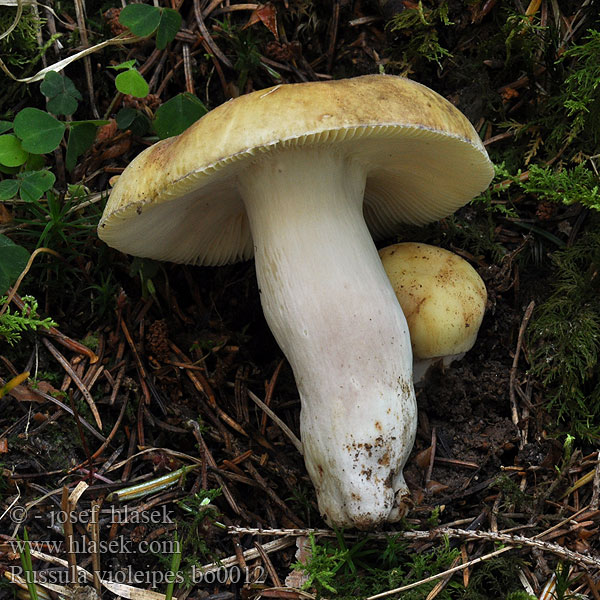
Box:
284;535;311;589
99;136;132;161
244;3;279;40
95;119;118;143
426;480;449;494
8;385;43;403
416;446;432;469
0;204;12;224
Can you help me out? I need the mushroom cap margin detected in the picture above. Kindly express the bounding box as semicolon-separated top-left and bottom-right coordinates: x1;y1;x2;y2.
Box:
98;74;494;265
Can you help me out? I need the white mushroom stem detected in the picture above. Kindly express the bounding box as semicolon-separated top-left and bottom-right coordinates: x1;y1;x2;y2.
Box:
413;353;466;386
238;148;417;529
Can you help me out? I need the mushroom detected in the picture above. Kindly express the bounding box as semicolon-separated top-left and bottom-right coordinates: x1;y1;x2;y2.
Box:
98;75;493;529
379;242;487;383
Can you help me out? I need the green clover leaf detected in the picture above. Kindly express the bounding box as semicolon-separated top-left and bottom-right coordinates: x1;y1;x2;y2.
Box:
153;93;207;139
0;135;29;167
0;234;30;294
13;109;66;155
40;71;82;116
19;170;56;203
119;4;162;37
115;69;149;98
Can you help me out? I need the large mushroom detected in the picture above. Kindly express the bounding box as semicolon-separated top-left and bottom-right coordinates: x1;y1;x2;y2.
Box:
98;75;494;529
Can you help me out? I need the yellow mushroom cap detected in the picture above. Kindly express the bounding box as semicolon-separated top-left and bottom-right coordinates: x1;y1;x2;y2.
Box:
98;75;493;266
379;242;487;360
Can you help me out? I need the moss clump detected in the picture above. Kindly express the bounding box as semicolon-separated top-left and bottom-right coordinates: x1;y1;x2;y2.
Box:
0;7;44;70
528;225;600;439
484;162;600;212
520;163;600;211
293;533;461;599
387;1;453;71
0;295;56;345
526;26;600;158
0;6;57;114
293;532;531;599
551;29;600;149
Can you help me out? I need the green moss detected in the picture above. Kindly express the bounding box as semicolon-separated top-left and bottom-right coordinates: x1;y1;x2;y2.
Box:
0;295;57;345
0;7;60;114
294;530;533;599
81;333;100;350
501;11;547;68
0;7;44;70
528;224;600;439
484;161;600;212
521;27;600;157
214;19;274;93
165;489;224;588
462;556;533;600
388;1;452;70
294;533;459;599
493;474;533;512
551;29;600;148
522;163;600;211
438;213;508;264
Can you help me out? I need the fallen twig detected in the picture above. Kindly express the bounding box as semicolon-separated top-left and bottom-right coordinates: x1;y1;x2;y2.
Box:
247;388;303;454
42;338;102;430
227;525;600;569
